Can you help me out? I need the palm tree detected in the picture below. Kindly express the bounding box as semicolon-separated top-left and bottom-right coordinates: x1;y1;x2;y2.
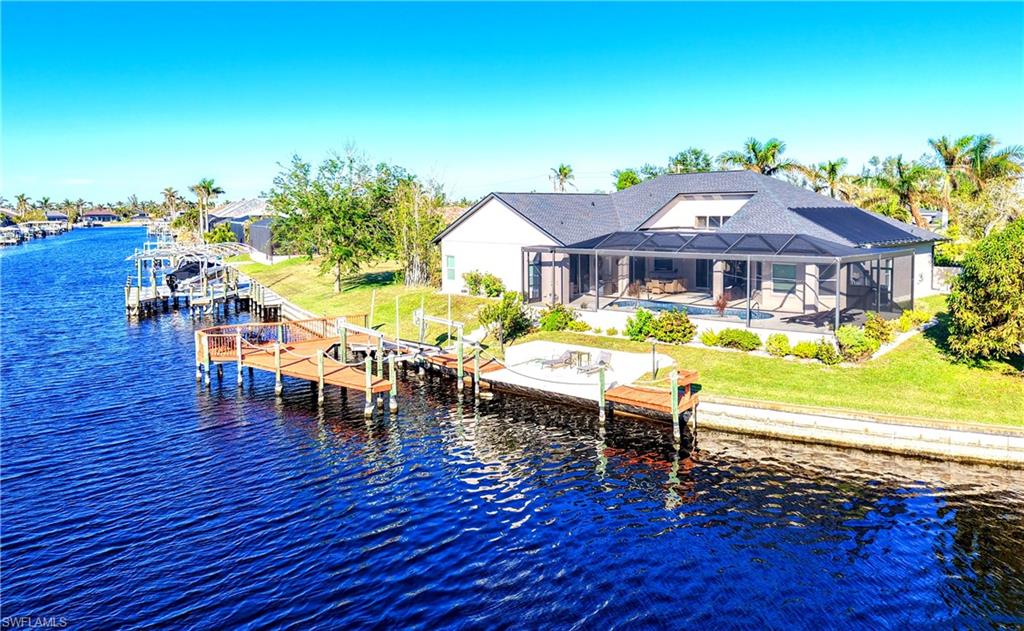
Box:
966;135;1024;193
549;164;575;192
189;178;225;233
38;196;53;213
162;187;180;216
60;199;77;228
797;158;851;199
718;137;799;176
858;156;941;228
929;135;974;223
14;194;31;215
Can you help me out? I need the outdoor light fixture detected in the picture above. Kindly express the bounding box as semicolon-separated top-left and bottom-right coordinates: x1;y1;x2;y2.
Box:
647;336;658;379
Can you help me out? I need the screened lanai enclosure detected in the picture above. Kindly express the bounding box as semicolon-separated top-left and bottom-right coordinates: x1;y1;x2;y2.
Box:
522;231;915;334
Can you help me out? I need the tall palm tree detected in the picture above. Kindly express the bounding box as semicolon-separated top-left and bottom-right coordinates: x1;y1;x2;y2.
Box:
859;156;941;229
718;137;799;176
549;164;575;192
38;196;53;212
966;134;1024;193
162;187;180;215
14;194;31;215
797;158;851;199
929;135;974;223
189;178;225;233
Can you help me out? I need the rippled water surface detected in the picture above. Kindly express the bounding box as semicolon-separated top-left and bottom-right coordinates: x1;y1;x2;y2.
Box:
2;229;1023;628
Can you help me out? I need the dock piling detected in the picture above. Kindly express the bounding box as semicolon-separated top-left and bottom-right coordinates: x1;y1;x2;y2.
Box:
274;342;283;396
456;333;464;392
194;331;202;382
598;366;606;421
317;351;325;405
202;335;211;386
389;353;398;412
363;355;373;417
376;337;383;377
236;333;243;388
670;369;680;443
473;345;480;398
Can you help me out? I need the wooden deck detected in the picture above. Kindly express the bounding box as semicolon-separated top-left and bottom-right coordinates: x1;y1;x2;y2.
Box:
605;370;700;415
426;352;505;374
241;343;391;394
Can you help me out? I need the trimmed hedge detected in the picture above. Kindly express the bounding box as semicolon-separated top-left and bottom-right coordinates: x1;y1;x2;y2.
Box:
765;333;791;357
651;310;696;344
715;328;761;351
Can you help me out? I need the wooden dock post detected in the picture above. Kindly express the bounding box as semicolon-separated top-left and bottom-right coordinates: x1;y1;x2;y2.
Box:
235;332;243;388
194;331;203;382
339;318;349;362
670;369;680;443
376;337;383;377
473;345;480;398
394;296;400;342
447;293;452;342
598;366;606;421
276;323;285;345
456;332;464;392
363;355;373;417
388;353;398;412
316;351;325;405
274;342;283;396
202;334;211;386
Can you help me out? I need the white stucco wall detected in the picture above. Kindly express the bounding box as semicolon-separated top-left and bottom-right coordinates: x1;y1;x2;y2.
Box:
439;197;557;295
640;194;751;230
913;242;938;298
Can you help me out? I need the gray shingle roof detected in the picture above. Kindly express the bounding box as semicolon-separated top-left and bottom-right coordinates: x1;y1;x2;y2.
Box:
210;198;270;221
436;171;943;247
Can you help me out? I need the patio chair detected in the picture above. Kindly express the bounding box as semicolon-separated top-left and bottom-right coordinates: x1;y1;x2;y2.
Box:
540;351;572;370
577;351;612;375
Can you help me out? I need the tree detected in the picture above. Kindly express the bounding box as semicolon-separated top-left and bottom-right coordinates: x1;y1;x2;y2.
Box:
613;168;642;190
14;194;31;215
268;153;384;292
953;177;1024;239
162;187;181;216
857;155;941;228
38;196;53;213
797;158;851;199
388;180;447;286
549;163;575;192
189;178;225;235
204;223;237;244
966;135;1024;194
639;163;664;180
718;137;799;176
947;218;1024;361
929;135;974;223
668;147;713;173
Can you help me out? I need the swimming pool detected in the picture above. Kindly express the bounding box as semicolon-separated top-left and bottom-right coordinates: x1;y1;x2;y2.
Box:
610;298;774;320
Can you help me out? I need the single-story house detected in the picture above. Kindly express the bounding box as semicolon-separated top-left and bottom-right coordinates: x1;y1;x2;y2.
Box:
208;198;272;230
434;171;943;336
45;211;68;222
84;209;120;223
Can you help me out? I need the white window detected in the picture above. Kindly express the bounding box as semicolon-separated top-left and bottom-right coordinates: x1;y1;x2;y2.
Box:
695;216;708;229
709;216;722;228
818;263;837;295
772;263;797;293
446;255;455;281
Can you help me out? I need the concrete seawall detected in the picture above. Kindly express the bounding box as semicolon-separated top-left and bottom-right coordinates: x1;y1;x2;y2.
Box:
698;399;1024;468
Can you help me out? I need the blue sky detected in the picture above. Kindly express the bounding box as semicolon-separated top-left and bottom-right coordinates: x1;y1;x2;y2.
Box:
3;2;1022;204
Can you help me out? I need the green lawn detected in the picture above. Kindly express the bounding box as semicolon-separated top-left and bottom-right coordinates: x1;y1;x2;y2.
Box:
234;256;492;345
523;299;1023;427
235;257;1023;427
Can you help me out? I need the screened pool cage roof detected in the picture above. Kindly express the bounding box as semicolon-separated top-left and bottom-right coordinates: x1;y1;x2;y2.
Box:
527;231;912;262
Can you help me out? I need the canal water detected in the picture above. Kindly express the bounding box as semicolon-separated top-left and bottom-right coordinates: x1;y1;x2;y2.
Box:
2;228;1022;628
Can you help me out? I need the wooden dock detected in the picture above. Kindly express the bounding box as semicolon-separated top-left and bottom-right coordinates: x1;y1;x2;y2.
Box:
605;370;700;415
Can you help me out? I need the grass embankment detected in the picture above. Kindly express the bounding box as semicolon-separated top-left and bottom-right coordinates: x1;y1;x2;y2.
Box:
235;257;1022;427
234;257;492;345
523;295;1023;427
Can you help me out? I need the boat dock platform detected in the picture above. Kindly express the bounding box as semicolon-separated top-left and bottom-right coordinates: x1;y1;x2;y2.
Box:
195;315;700;439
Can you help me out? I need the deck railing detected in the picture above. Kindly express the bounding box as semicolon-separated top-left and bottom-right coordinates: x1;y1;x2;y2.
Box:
197;316;369;361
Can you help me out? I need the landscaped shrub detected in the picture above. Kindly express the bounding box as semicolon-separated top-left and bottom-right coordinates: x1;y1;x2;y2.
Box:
463;271;483;295
815;339;842;365
698;329;719;346
897;309;931;332
480;273;505;297
625;308;655;341
836;325;880;361
715;328;761;351
605;327;618;336
567;320;590;332
651;310;696;344
792;341;818;359
538;303;577;332
479;291;531;344
863;312;895;345
765;333;791;357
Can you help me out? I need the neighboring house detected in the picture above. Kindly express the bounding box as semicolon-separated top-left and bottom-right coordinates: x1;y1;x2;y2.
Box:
45;211;68;222
434;171;943;336
1;208;20;226
208;198;271;229
84;209;119;223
